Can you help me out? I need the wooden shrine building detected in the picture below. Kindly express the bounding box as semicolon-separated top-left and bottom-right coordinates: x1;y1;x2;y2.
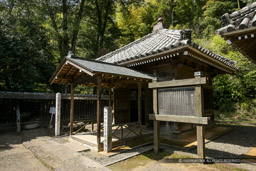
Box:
50;19;237;153
217;2;256;63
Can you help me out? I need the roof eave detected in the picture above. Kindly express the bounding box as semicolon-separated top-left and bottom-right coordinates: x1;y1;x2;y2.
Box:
220;27;256;39
49;58;68;85
118;45;188;66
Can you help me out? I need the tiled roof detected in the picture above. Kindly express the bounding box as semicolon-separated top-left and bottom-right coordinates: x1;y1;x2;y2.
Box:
96;28;237;69
217;2;256;34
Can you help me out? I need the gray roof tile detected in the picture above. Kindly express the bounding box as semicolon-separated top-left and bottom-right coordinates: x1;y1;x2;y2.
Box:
96;28;237;69
217;2;256;34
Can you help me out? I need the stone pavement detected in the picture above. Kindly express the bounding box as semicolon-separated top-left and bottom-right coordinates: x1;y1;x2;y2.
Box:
0;132;48;171
22;128;109;171
0;128;109;171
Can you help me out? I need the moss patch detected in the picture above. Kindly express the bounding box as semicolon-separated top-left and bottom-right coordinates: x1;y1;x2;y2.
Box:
108;151;247;171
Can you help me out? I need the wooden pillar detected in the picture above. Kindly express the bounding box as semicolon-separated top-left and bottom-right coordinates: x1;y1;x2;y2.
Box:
153;69;160;153
112;88;115;124
109;87;112;107
144;87;149;128
138;82;142;136
70;84;74;135
97;78;101;146
153;87;160;153
16;101;20;132
195;73;205;158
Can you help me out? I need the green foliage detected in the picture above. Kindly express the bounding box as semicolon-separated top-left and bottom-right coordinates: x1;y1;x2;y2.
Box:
0;16;55;92
203;35;256;117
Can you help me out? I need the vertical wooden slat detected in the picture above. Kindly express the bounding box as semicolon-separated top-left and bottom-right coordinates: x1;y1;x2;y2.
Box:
70;84;74;135
195;77;205;158
97;78;101;147
138;82;142;136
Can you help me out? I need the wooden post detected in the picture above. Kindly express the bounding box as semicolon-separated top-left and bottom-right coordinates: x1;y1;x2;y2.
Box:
16;101;20;132
153;69;160;153
70;84;74;135
153;87;160;153
55;93;61;136
97;78;102;146
138;82;142;136
112;88;115;124
195;72;205;159
109;87;112;124
109;87;112;107
144;87;149;128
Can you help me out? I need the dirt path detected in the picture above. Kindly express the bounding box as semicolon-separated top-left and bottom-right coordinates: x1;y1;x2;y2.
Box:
0;132;49;171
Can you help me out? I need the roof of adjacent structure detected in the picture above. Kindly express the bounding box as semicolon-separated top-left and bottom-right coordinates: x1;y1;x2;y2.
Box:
50;54;154;85
67;56;154;79
96;28;237;69
217;2;256;35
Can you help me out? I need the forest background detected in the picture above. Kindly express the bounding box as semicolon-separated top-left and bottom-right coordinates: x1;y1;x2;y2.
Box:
0;0;255;122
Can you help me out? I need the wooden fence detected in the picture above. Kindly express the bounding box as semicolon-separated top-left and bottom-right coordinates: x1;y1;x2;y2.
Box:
0;92;109;126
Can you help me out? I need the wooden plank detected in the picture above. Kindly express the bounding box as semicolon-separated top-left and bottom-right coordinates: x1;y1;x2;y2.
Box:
138;83;142;136
149;114;209;125
70;84;74;135
149;77;208;88
97;78;101;146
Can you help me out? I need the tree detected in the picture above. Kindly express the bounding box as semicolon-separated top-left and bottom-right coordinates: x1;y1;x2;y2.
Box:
0;17;55;92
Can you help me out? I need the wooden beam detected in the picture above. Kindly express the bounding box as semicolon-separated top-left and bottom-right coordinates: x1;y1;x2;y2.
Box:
97;78;101;146
138;83;142;136
70;84;74;135
149;77;208;88
149;114;209;125
66;60;94;76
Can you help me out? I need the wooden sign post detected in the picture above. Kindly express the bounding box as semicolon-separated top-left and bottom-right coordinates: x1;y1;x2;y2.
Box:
195;72;205;159
149;73;209;159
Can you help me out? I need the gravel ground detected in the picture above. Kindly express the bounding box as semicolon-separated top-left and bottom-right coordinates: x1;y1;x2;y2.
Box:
190;126;256;170
191;126;256;159
80;144;153;166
